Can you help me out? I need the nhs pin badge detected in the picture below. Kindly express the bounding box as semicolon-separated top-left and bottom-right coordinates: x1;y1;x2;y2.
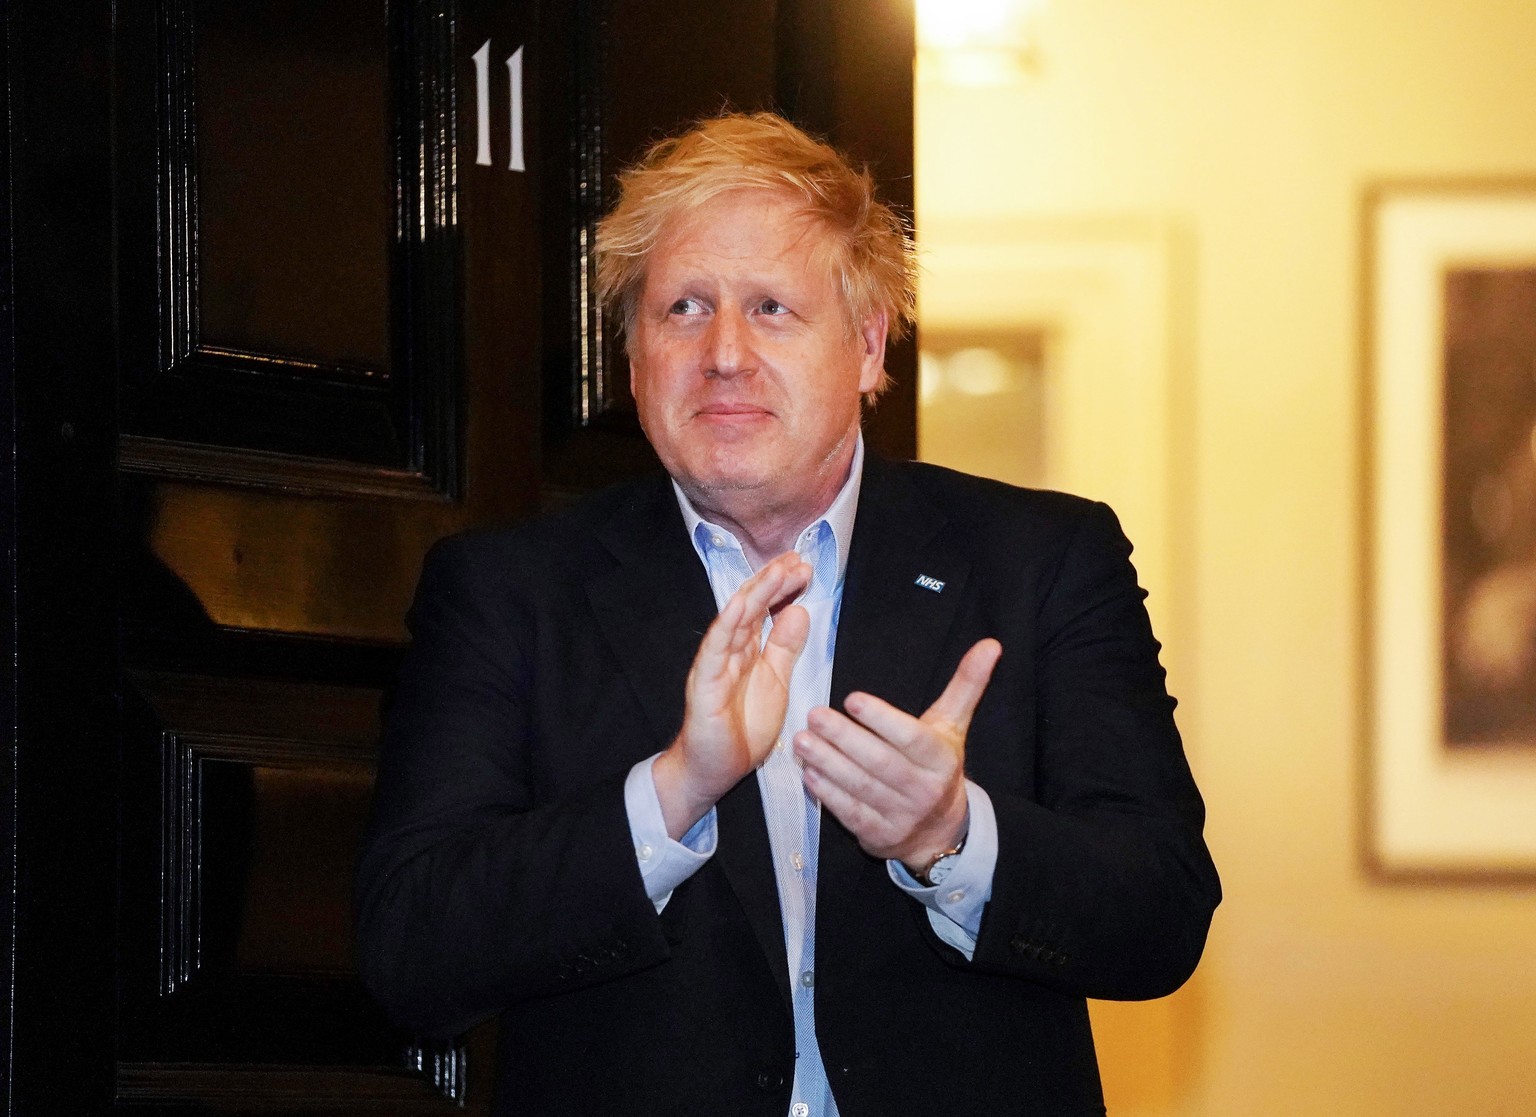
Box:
914;574;945;593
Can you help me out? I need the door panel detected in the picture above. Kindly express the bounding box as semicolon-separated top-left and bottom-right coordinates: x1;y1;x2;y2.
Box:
116;0;463;490
115;673;463;1106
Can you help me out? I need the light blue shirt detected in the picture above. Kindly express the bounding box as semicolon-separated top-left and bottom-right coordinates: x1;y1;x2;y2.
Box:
624;437;999;1117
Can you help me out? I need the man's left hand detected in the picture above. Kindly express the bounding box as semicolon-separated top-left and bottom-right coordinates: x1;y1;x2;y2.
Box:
793;638;1003;870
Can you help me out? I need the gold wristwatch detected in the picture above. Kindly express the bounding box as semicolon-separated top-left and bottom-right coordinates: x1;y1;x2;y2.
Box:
911;832;967;887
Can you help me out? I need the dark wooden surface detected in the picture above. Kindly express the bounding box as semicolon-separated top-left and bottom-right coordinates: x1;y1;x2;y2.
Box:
2;0;914;1111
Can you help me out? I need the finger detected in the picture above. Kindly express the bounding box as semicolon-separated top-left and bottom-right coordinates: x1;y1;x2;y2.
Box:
711;559;794;655
794;728;909;817
733;553;811;626
921;638;1003;733
690;591;747;681
688;557;810;695
761;554;813;613
761;603;810;676
800;753;896;850
838;692;938;762
806;704;923;780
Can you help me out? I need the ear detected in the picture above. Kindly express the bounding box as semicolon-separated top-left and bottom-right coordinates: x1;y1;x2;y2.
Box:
855;311;889;396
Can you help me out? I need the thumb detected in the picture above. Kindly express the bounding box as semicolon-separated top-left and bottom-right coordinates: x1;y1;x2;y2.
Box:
922;638;1002;733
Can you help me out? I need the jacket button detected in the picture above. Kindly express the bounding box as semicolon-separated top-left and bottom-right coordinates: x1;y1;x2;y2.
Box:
755;1071;784;1091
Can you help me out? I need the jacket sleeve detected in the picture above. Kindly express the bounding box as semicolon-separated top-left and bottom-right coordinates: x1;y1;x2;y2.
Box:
964;500;1220;1000
354;536;672;1039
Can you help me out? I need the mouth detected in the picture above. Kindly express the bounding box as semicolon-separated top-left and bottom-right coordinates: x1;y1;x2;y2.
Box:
693;402;773;422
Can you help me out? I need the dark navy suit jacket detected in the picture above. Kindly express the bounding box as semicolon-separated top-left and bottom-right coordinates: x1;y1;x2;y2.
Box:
356;453;1220;1116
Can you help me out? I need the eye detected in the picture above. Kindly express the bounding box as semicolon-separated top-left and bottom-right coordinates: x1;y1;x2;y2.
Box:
668;297;704;316
758;298;788;316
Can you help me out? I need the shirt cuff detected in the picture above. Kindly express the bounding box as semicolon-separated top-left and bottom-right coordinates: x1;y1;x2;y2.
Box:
624;754;717;912
886;780;998;960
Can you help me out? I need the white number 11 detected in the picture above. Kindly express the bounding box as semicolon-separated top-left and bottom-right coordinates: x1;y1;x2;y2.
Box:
473;40;525;172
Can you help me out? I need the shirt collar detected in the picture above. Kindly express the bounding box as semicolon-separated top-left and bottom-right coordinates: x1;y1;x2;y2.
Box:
672;433;864;585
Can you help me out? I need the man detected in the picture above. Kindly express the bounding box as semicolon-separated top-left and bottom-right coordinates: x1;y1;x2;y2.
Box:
357;113;1219;1116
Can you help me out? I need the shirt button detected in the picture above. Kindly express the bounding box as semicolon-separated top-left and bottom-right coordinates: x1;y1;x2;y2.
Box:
636;843;653;862
946;888;966;904
799;970;814;988
710;533;725;547
793;1104;810;1117
791;852;805;872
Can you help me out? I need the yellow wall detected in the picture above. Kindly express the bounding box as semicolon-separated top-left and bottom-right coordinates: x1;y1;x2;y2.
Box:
916;2;1536;1114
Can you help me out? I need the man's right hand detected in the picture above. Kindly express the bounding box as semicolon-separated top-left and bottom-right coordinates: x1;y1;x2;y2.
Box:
652;552;812;839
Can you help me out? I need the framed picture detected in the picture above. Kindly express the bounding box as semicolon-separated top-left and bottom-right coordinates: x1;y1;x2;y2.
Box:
1365;181;1536;879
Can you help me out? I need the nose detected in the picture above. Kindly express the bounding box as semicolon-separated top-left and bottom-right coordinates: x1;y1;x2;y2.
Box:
704;308;755;379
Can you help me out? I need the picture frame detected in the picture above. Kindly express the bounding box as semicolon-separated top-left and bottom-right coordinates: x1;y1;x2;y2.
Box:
1364;181;1536;880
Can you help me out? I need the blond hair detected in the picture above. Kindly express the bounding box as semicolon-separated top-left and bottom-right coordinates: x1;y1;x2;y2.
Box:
594;112;917;397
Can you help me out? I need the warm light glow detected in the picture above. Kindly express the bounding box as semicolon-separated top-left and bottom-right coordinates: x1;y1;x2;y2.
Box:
917;0;1018;49
917;0;1046;84
948;347;1017;395
918;351;944;402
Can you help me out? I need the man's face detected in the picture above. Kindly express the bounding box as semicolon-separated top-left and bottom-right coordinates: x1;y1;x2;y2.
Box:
629;189;886;528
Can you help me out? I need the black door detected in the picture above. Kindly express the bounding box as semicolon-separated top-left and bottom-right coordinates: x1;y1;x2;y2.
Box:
2;0;914;1110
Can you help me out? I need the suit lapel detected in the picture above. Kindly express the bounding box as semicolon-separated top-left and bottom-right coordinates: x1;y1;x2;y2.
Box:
583;478;791;1005
819;456;973;951
715;777;792;1010
829;455;971;726
584;477;715;748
